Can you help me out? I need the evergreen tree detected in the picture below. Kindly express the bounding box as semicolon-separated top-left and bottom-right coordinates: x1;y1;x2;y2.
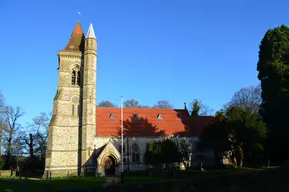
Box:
257;25;289;162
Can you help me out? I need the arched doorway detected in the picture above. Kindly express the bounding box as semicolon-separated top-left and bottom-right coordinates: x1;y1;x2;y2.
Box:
104;155;116;176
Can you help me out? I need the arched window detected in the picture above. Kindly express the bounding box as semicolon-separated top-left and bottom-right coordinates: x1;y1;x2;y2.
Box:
77;71;80;85
71;66;80;86
131;143;140;163
72;71;76;85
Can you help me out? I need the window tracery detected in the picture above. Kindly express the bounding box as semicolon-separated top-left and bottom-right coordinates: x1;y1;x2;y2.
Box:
131;143;140;163
71;66;80;86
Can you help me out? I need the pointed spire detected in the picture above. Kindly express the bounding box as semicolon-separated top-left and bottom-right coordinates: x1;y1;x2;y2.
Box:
86;23;96;39
64;22;85;52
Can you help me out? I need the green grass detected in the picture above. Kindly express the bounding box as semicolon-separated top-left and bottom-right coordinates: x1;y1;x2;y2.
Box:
0;176;106;192
122;167;271;185
0;167;280;191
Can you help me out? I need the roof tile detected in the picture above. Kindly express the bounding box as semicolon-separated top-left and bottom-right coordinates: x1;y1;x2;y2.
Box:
95;108;213;137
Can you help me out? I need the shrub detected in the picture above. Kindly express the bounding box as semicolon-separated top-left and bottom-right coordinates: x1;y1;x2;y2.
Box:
0;157;4;170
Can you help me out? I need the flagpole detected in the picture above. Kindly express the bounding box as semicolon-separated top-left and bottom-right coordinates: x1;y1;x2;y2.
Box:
121;96;124;184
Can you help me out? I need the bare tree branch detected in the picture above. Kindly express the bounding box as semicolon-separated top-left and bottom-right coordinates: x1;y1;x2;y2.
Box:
123;99;140;108
1;106;24;158
190;99;214;116
153;100;174;109
226;85;261;114
97;100;117;108
24;112;50;159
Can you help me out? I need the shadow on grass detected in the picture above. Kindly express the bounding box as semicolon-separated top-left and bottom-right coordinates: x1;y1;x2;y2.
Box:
121;167;277;185
0;177;106;192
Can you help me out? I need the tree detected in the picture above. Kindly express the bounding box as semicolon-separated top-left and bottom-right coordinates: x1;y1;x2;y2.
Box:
225;85;261;114
123;99;140;108
200;112;231;164
1;106;24;168
200;107;267;167
257;25;289;162
97;100;117;108
178;138;193;170
190;99;214;116
144;139;181;169
0;92;5;156
138;105;150;108
153;100;173;109
24;112;49;160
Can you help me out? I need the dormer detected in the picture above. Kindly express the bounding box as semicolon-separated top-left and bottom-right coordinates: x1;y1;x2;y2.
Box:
133;114;140;120
157;114;163;120
177;113;183;120
109;113;115;120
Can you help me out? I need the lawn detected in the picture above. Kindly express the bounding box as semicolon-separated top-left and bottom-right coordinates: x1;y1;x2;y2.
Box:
122;167;267;185
0;176;106;192
119;167;288;191
0;167;282;192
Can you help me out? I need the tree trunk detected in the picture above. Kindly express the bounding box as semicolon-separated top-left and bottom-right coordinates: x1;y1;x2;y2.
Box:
29;133;34;157
235;146;244;167
0;129;2;155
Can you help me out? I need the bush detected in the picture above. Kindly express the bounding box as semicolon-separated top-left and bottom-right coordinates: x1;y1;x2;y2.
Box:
0;158;4;170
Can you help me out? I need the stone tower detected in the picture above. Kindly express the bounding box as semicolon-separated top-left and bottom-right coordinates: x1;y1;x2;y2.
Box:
81;24;97;174
44;23;97;177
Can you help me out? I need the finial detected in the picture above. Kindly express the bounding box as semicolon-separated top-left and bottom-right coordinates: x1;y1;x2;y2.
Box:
184;102;187;110
77;11;81;23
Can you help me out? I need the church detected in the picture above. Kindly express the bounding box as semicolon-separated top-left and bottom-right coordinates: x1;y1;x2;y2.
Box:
44;22;214;177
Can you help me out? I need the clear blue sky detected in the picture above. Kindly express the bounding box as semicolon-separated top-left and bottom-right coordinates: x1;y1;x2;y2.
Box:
1;0;289;125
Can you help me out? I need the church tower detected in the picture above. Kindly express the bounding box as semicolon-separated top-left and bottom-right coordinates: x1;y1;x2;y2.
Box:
81;24;97;173
44;23;97;177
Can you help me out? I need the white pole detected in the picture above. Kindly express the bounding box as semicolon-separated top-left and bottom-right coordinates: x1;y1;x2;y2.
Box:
121;96;124;173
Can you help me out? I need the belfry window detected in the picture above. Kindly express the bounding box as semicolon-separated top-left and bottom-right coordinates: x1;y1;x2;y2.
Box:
71;66;80;86
72;71;76;85
77;71;80;85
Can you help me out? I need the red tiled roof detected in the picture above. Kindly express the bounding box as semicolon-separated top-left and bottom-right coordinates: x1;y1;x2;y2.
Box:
95;107;213;137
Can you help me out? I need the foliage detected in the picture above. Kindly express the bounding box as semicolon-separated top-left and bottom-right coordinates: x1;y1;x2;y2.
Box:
153;100;173;109
178;139;193;169
257;25;289;164
257;25;289;162
190;99;214;116
97;100;117;107
0;157;4;170
144;139;181;168
200;107;267;167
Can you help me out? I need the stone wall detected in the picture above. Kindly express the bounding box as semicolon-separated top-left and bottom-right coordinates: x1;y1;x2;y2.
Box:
94;136;200;173
44;51;83;177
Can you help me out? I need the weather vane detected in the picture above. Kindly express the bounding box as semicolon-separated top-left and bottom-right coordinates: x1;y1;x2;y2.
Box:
77;11;81;22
